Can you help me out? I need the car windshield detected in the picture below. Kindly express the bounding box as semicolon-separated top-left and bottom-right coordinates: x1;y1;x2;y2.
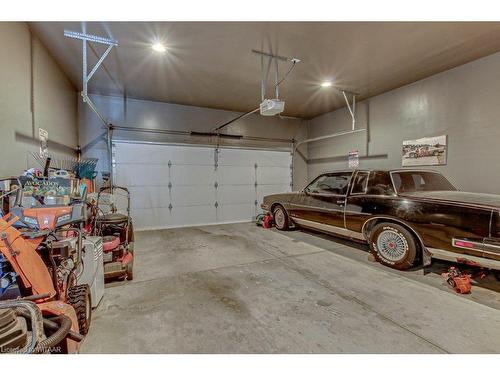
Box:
305;172;352;195
391;171;456;193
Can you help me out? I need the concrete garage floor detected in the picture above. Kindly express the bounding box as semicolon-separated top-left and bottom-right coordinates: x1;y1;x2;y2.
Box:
81;223;500;354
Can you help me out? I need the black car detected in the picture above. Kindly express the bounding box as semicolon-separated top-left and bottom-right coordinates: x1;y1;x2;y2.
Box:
261;169;500;271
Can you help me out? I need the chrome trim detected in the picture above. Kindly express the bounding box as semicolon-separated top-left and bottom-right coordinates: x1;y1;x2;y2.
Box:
289;203;344;213
488;209;494;238
349;170;370;196
427;247;500;271
344;210;372;216
292;217;365;240
484;242;500;250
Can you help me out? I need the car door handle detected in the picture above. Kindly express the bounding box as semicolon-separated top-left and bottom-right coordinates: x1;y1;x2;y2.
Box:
336;199;346;205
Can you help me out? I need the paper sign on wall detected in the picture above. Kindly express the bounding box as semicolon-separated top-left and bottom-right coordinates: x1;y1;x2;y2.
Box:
348;150;359;168
39;128;48;158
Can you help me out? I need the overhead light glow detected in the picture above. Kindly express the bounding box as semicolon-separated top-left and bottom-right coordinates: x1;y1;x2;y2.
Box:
151;43;167;53
321;81;333;88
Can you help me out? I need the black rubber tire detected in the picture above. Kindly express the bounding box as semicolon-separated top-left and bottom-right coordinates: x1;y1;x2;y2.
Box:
369;222;418;270
273;205;290;231
128;222;135;243
68;284;92;335
128;242;134;256
126;260;134;281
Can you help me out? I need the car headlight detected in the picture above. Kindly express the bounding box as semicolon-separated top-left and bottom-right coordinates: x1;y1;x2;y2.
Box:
57;214;71;224
23;216;38;226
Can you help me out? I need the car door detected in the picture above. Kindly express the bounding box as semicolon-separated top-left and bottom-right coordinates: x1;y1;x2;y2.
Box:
290;172;353;229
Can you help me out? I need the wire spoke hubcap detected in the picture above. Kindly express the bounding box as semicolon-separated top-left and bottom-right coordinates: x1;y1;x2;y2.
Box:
274;209;285;228
376;229;408;262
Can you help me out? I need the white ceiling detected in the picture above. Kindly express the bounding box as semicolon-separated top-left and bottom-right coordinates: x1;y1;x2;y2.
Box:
30;22;500;118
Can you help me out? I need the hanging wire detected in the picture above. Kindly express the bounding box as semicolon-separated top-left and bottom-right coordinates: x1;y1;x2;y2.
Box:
274;60;297;89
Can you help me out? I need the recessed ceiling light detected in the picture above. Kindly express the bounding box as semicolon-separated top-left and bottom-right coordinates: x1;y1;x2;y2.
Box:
321;81;333;88
151;43;167;53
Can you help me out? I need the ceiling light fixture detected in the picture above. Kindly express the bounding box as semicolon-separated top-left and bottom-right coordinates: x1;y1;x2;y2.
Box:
320;81;333;88
151;42;167;53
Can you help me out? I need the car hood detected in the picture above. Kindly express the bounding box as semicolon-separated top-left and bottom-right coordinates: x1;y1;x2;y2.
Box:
400;191;500;209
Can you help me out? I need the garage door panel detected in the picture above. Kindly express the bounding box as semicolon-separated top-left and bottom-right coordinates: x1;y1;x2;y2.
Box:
114;143;173;164
115;143;215;165
171;205;215;227
170;165;215;186
257;166;291;185
217;148;256;167
114;142;291;230
127;186;170;210
217;203;255;223
169;147;215;165
115;164;169;186
217;166;254;185
131;207;173;230
217;185;255;204
171;186;215;206
253;150;292;167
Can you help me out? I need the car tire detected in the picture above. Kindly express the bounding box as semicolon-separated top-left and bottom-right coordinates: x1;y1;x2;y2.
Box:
369;222;418;270
273;205;290;231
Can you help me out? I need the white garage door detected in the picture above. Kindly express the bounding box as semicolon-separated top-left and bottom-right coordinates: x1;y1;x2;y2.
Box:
113;142;292;230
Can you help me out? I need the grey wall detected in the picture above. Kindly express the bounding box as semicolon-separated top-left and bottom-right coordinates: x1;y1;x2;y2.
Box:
0;22;78;176
307;51;500;194
80;94;308;189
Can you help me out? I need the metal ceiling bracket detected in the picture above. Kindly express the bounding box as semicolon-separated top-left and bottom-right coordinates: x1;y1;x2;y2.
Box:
64;30;118;103
64;30;118;187
252;49;300;101
342;90;357;131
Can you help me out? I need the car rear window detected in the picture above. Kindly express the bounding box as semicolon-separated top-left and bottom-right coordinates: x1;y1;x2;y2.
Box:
391;171;456;193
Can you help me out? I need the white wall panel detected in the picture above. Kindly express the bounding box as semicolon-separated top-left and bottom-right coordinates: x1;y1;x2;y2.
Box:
114;142;291;230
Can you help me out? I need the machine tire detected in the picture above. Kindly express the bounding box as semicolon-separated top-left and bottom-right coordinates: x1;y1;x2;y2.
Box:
128;222;135;242
128;242;134;255
126;261;134;281
273;205;290;231
68;284;92;335
369;222;418;270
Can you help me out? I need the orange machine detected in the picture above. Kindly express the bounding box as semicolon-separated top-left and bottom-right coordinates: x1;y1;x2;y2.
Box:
0;213;83;353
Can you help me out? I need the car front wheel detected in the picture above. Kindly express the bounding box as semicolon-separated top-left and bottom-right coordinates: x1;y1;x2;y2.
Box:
369;222;418;270
273;205;290;231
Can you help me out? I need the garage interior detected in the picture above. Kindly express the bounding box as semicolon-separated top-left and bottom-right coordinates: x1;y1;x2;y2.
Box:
1;20;500;354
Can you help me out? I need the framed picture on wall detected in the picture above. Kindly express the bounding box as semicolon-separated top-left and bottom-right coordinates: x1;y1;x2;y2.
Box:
402;135;447;166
